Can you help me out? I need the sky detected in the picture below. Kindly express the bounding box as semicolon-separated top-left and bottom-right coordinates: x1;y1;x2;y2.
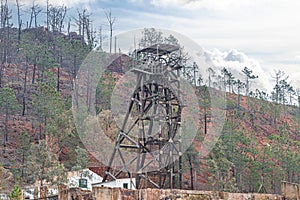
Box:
14;0;300;93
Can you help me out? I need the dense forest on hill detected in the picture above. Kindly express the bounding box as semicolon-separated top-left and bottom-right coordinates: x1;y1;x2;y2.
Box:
0;0;299;196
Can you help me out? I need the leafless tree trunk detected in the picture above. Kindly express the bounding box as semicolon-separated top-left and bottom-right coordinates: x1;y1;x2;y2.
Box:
76;12;82;35
34;6;41;28
81;11;85;39
29;5;34;28
3;97;8;154
5;9;11;63
29;2;42;28
85;17;95;49
16;0;22;43
57;55;62;92
32;57;37;84
74;8;96;48
1;0;11;64
187;154;194;190
48;4;67;33
98;25;103;49
105;9;116;54
75;9;90;44
0;0;6;86
46;0;49;30
22;57;29;116
67;18;71;35
272;70;286;104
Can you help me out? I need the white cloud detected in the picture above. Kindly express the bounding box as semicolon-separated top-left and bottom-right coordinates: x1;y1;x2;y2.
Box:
142;1;300;92
150;0;252;10
19;0;95;7
224;49;247;63
127;0;143;3
202;48;273;92
14;0;300;91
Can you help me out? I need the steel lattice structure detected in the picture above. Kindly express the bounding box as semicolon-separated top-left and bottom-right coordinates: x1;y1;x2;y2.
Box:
102;44;185;189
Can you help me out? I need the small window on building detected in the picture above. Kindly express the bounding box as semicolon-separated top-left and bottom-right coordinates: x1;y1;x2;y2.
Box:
123;183;128;189
79;178;88;188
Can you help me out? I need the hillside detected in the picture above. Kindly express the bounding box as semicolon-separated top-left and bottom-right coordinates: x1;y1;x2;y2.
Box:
0;27;299;195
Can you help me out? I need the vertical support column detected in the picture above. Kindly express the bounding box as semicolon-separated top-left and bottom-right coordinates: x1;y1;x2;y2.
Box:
136;73;145;189
177;64;182;189
159;122;162;188
178;124;182;189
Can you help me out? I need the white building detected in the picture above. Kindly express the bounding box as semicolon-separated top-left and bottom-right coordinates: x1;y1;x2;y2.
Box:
0;193;10;200
21;169;136;199
93;178;136;190
67;168;103;191
21;169;102;199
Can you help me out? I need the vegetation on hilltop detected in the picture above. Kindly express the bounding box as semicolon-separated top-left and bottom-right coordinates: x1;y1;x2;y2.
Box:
0;0;298;195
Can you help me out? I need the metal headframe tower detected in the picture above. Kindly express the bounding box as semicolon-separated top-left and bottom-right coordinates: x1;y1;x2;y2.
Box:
102;43;185;189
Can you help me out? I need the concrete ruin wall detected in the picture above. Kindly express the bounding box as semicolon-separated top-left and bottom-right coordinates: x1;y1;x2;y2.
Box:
59;187;94;200
281;181;300;200
60;187;282;200
92;187;282;200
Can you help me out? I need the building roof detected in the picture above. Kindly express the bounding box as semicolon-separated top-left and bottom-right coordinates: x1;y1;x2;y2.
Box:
92;177;136;186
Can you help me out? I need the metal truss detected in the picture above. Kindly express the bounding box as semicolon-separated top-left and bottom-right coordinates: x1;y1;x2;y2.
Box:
102;44;185;189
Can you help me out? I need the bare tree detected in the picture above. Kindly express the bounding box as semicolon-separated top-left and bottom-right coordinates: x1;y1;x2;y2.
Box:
0;0;10;29
0;0;9;86
139;28;163;48
207;67;215;88
75;10;82;36
0;0;12;82
46;0;49;30
67;18;71;35
15;0;23;43
105;9;116;53
98;25;103;49
74;9;88;42
29;2;42;28
22;57;29;115
48;4;67;33
85;17;96;49
271;70;288;104
74;9;95;48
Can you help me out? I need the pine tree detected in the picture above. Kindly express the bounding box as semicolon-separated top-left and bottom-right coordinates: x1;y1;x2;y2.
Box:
242;67;258;96
26;140;66;187
72;146;90;171
10;185;23;200
16;131;30;182
233;79;245;109
207;140;237;192
0;86;20;154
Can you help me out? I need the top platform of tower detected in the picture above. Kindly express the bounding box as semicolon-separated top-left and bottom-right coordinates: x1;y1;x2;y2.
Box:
137;44;180;56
